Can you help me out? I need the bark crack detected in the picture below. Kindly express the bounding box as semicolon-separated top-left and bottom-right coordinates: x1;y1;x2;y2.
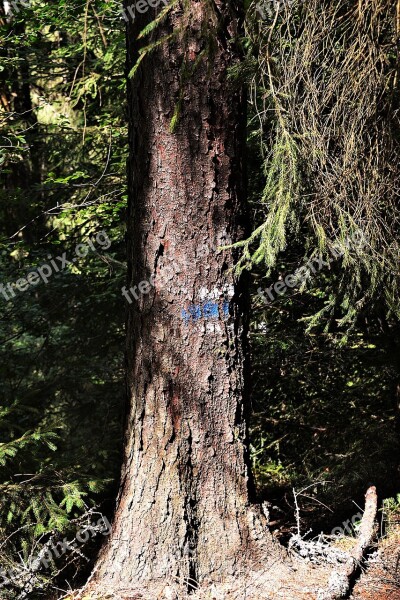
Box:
182;423;199;593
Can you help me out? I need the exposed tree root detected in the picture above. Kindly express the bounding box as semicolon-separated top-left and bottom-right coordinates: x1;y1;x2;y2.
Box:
317;486;378;600
351;512;400;600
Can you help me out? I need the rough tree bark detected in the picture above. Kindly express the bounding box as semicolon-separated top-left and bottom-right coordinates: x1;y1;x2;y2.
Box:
80;0;286;596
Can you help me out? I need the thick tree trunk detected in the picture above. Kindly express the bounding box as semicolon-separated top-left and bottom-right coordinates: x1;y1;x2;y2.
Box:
82;0;282;595
120;37;254;589
75;4;353;599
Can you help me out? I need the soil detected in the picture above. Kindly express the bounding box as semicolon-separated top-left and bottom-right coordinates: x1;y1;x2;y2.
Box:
351;524;400;600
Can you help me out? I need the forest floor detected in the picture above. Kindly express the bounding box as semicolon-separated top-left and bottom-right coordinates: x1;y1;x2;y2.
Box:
351;522;400;600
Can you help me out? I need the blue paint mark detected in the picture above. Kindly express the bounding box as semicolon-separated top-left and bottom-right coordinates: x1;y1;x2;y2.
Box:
189;304;202;321
181;308;191;325
203;302;219;319
181;299;233;325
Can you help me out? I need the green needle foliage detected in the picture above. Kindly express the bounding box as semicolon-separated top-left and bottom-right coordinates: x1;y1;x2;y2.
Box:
0;0;126;594
239;0;400;327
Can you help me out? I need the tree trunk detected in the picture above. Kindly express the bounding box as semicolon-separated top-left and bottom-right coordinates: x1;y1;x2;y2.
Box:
82;0;283;595
74;4;355;599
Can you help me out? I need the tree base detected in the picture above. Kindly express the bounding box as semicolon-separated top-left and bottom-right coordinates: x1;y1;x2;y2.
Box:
69;488;379;600
69;556;333;600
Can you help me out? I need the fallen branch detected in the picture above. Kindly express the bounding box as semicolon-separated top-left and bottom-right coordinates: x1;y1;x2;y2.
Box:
317;486;378;600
